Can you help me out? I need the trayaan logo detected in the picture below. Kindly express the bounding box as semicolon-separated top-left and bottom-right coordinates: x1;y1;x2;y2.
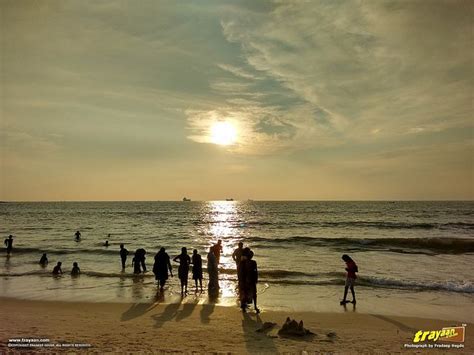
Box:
413;326;465;343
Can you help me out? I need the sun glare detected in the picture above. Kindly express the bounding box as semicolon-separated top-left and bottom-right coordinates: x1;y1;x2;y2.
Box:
210;121;237;146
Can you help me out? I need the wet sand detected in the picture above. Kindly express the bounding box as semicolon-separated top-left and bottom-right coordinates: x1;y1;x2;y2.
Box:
0;297;471;353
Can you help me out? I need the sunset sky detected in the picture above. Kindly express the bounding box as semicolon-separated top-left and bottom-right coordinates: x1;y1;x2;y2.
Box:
1;0;473;201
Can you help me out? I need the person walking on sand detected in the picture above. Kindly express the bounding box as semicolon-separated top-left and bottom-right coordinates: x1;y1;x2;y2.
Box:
71;262;81;276
119;244;129;270
238;248;259;313
74;230;81;242
340;254;358;305
232;242;244;280
153;247;173;292
39;253;48;267
52;262;63;275
211;239;223;265
4;235;13;255
191;249;203;292
207;246;219;292
173;247;191;295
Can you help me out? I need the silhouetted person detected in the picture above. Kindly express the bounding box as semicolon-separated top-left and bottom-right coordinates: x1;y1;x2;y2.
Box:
153;247;173;291
52;262;62;275
74;230;81;242
232;242;244;280
191;249;203;292
173;247;191;295
71;262;80;276
119;243;129;269
39;253;48;267
4;235;13;255
104;240;109;247
207;247;219;291
238;248;259;313
132;249;146;274
211;239;223;264
340;254;358;305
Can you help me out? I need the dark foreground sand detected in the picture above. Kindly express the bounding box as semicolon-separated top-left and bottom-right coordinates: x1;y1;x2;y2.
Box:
0;297;471;354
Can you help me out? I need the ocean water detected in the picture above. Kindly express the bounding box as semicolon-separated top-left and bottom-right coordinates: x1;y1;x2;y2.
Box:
1;201;473;322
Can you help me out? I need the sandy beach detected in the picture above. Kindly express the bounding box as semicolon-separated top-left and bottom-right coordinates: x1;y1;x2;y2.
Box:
0;297;471;354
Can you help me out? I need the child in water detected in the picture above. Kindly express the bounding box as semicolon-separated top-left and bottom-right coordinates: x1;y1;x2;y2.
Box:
71;262;81;276
52;262;63;275
39;253;48;266
340;254;358;305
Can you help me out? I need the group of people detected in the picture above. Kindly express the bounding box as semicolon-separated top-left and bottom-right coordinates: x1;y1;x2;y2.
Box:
5;232;359;310
37;253;81;276
120;240;224;296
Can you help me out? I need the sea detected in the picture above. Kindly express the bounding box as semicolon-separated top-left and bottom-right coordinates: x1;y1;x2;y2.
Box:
1;201;473;322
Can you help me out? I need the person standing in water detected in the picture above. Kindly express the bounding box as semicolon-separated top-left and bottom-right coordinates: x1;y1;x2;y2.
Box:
153;247;173;292
173;247;191;295
52;262;63;275
232;242;244;280
71;262;81;276
119;243;129;270
340;254;358;305
207;246;219;292
211;240;223;265
4;235;13;255
191;249;203;292
238;248;259;313
132;249;146;274
74;230;81;242
39;253;48;267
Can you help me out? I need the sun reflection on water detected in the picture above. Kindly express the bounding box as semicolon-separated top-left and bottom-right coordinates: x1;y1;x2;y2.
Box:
205;201;242;300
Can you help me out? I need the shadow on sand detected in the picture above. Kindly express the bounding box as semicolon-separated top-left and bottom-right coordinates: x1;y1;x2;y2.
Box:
242;312;277;353
121;289;164;322
200;288;219;324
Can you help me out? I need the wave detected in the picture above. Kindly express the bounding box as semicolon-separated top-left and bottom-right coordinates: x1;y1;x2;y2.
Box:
193;220;474;230
250;236;474;254
264;276;474;294
2;269;472;294
5;247;122;256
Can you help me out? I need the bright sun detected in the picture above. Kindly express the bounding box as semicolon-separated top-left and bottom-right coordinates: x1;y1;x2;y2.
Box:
210;121;237;146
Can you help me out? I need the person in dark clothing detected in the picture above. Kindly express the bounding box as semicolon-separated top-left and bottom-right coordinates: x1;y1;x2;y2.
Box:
132;249;146;274
74;230;81;242
138;248;147;272
4;235;13;255
71;262;80;276
238;248;259;313
232;242;244;280
52;262;62;276
207;247;219;292
211;240;223;265
153;247;173;291
173;247;191;295
191;249;203;292
340;254;358;305
119;244;129;270
39;253;48;267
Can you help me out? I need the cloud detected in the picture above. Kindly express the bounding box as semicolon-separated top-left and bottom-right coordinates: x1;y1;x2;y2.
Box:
213;0;473;149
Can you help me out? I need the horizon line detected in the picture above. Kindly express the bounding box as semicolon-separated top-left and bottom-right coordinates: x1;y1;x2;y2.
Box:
1;199;473;203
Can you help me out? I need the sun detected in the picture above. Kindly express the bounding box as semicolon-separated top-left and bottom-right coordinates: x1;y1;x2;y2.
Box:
210;121;237;146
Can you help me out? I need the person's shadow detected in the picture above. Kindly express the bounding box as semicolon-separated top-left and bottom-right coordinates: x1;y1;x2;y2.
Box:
152;299;182;329
176;299;198;322
121;289;163;322
200;288;218;324
241;312;277;353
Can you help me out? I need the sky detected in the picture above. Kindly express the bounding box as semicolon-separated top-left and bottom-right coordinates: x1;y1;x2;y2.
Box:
1;0;473;201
